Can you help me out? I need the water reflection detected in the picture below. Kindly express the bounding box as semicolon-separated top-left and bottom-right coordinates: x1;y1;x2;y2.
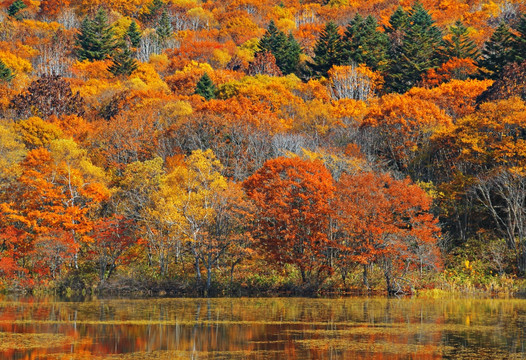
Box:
0;297;525;359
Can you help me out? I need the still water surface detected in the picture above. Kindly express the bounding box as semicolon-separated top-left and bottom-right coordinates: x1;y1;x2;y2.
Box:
0;296;525;359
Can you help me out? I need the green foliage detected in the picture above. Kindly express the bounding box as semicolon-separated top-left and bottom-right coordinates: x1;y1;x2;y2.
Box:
142;0;164;24
258;20;302;75
127;21;141;48
441;20;479;60
512;13;526;65
385;2;443;92
108;42;138;77
75;8;116;61
194;73;216;100
0;59;14;82
7;0;26;20
156;10;173;43
308;21;343;78
479;23;514;79
342;14;388;71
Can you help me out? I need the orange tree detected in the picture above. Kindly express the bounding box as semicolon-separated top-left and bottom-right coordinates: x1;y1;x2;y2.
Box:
243;156;335;285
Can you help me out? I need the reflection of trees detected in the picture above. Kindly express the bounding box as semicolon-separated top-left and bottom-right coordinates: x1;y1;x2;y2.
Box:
0;297;524;359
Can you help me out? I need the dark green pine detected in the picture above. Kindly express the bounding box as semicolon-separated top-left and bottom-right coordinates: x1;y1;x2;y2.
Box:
108;42;138;77
257;20;301;74
441;20;479;60
156;10;173;43
385;6;409;35
75;8;116;61
0;59;14;82
127;21;142;48
142;0;164;23
195;73;216;100
309;21;343;78
385;2;442;93
7;0;27;20
479;22;514;79
512;13;526;64
342;14;388;71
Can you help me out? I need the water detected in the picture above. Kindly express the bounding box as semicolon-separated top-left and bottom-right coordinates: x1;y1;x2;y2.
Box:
0;296;525;359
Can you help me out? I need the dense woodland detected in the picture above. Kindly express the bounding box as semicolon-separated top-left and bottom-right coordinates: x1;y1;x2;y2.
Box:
0;0;526;295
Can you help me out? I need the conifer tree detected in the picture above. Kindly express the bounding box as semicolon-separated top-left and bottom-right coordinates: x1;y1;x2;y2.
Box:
108;42;138;77
441;20;479;60
385;2;442;93
127;21;141;48
512;13;526;64
142;0;164;24
308;21;343;78
0;59;14;82
156;10;173;44
342;14;388;71
7;0;27;20
195;73;216;100
75;8;116;61
479;23;514;79
258;21;301;75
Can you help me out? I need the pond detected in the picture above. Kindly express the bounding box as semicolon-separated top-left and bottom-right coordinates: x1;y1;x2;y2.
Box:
0;296;525;359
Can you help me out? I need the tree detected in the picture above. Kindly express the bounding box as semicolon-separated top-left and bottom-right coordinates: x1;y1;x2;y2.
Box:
257;21;301;75
243;157;335;284
308;21;343;78
194;73;216;100
342;14;388;72
513;13;526;64
385;2;443;93
75;8;116;62
440;20;479;61
10;75;85;119
127;20;141;48
248;51;283;76
479;23;514;79
142;0;164;24
108;42;138;77
334;171;441;293
39;0;69;18
156;10;173;44
0;59;14;83
7;0;26;20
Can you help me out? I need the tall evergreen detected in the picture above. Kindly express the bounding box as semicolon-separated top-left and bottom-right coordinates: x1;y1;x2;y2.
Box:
308;21;343;78
0;59;14;82
108;42;138;77
258;21;301;74
156;10;173;47
195;73;216;100
512;13;526;64
127;21;141;48
385;2;442;93
342;14;388;71
479;22;514;79
7;0;27;20
441;20;479;60
142;0;164;24
75;8;116;61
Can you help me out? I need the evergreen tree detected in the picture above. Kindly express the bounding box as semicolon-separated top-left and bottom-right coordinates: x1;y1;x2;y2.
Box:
75;8;116;61
127;21;141;48
142;0;164;24
512;13;526;64
308;21;343;78
342;14;388;71
156;10;173;44
0;59;14;82
195;73;216;100
441;20;479;60
7;0;27;20
385;2;442;93
258;21;301;75
108;42;138;77
479;22;514;79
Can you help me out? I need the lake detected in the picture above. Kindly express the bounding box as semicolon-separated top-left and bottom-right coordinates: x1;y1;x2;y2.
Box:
0;296;525;359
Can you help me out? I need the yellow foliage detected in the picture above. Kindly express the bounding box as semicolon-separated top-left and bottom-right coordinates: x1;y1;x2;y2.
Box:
112;17;133;39
149;54;170;73
212;49;231;68
129;63;170;93
71;60;112;80
0;51;33;76
15;117;63;150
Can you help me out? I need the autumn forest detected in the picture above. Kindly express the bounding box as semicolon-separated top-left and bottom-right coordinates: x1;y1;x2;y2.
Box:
0;0;525;296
